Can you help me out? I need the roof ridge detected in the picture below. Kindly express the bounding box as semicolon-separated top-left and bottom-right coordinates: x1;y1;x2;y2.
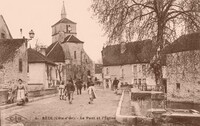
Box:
46;42;59;56
51;18;76;27
28;48;55;65
33;49;49;61
67;35;72;41
0;15;13;39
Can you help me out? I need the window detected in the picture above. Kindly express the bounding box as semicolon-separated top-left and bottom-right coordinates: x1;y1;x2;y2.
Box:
19;59;23;72
27;64;29;73
138;65;141;73
133;65;137;77
87;70;91;76
138;79;141;86
106;68;109;75
1;33;5;39
142;78;146;84
74;51;76;59
134;79;137;84
121;68;124;78
66;25;71;33
142;65;146;76
176;83;180;90
134;65;137;72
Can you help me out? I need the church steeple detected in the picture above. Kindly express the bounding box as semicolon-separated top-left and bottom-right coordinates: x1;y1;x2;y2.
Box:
61;1;66;19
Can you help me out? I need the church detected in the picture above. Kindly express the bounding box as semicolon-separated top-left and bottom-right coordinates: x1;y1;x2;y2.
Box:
46;2;94;83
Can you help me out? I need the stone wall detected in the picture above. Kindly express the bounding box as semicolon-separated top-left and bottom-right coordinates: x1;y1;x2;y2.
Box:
52;23;77;43
166;50;200;103
0;43;27;89
65;43;83;65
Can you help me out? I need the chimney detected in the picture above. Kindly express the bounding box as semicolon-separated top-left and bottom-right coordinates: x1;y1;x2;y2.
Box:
39;46;46;56
20;28;23;38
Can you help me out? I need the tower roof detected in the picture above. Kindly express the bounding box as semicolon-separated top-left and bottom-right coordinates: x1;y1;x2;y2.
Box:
51;18;76;27
61;1;66;19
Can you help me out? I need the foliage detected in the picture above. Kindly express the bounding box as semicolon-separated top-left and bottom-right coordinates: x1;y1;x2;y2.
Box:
91;0;200;86
91;0;200;45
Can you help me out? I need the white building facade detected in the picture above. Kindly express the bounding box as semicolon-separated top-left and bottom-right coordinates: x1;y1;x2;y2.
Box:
102;40;157;90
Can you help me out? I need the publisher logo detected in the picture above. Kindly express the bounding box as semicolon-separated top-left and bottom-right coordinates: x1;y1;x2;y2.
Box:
5;114;28;125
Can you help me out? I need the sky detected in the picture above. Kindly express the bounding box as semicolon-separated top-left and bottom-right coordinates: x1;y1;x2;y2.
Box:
0;0;106;63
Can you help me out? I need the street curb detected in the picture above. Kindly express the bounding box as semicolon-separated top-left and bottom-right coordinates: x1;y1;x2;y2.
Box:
115;90;136;123
0;93;57;110
115;90;150;124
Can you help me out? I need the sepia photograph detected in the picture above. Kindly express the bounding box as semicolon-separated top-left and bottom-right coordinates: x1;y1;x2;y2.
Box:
1;0;200;126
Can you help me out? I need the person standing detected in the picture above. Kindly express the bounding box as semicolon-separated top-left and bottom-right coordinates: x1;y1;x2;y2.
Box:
88;80;97;104
66;80;75;104
113;78;119;93
75;79;83;95
69;79;75;100
59;81;65;100
83;82;87;90
16;79;28;105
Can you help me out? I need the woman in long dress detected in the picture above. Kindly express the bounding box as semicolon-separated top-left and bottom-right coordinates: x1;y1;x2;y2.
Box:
88;80;97;104
16;79;27;105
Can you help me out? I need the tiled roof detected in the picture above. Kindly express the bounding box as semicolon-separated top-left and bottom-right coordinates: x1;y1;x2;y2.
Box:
46;42;65;62
52;18;76;27
162;32;200;54
28;48;56;66
0;39;25;64
102;40;156;66
62;35;84;44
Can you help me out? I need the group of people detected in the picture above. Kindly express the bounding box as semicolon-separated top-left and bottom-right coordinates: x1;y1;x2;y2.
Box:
6;77;97;106
58;78;97;104
7;79;29;106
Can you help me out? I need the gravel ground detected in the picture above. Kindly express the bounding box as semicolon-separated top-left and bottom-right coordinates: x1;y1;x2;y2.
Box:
1;86;125;126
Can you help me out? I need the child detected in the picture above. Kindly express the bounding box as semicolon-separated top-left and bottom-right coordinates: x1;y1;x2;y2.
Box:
88;80;97;104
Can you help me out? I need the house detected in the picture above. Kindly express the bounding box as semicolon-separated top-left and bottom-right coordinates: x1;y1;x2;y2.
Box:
27;48;57;91
94;64;103;82
46;2;94;83
0;15;12;39
163;32;200;103
0;39;28;89
102;40;157;90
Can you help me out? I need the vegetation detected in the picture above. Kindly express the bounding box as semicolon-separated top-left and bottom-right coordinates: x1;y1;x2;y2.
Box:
91;0;200;87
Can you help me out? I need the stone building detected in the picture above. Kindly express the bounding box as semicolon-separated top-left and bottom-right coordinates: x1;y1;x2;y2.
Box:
27;48;57;91
0;39;28;89
46;2;94;82
0;15;12;39
94;64;103;82
51;2;77;43
163;32;200;103
102;40;157;90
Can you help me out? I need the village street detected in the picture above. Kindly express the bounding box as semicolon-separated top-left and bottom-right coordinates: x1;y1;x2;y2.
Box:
1;86;123;126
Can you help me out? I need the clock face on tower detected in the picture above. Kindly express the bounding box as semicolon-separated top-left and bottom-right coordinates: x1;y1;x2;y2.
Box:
58;31;65;42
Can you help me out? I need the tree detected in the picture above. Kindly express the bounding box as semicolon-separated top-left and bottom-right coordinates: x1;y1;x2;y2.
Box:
91;0;200;87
